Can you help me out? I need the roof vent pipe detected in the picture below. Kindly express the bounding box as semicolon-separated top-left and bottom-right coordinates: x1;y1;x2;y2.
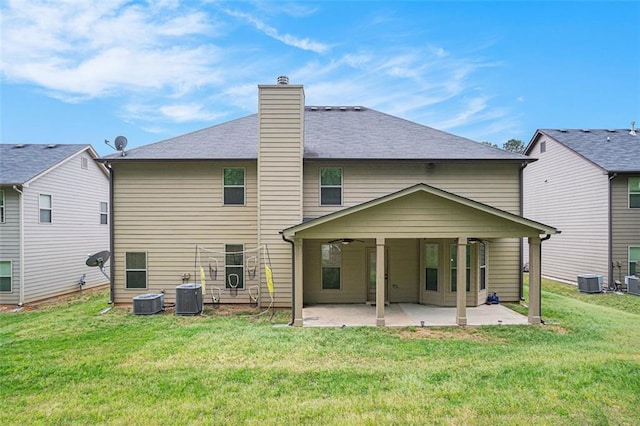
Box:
630;121;636;136
277;76;289;85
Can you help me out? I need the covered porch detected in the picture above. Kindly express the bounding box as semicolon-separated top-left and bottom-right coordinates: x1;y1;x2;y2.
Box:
282;184;557;327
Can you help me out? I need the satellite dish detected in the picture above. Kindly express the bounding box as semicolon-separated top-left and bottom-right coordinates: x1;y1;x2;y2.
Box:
114;136;128;156
86;250;110;268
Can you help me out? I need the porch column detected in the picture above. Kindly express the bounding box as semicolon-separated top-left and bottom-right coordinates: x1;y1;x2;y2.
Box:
528;236;542;324
293;238;304;327
376;237;385;326
456;237;467;326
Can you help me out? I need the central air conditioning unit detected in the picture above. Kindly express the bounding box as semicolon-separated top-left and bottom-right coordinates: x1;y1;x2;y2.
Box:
175;283;202;315
577;274;603;293
133;293;163;315
627;277;640;296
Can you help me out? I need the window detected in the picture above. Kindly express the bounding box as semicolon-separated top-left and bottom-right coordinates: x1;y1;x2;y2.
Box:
450;244;471;292
125;252;147;289
225;244;244;289
321;244;341;289
320;168;342;206
479;243;487;291
0;190;4;223
629;177;640;208
540;141;546;153
425;243;438;291
223;168;245;205
0;261;11;292
100;202;108;225
630;247;640;276
39;194;52;223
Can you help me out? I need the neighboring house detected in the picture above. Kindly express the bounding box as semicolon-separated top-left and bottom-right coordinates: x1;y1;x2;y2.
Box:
100;78;556;326
0;144;110;305
523;128;640;288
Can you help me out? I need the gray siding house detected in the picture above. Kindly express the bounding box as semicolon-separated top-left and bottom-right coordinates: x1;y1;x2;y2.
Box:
0;144;110;305
523;128;640;287
101;78;557;326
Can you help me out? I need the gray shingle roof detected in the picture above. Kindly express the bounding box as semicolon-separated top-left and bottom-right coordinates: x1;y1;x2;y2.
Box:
533;129;640;173
104;107;528;162
0;144;90;184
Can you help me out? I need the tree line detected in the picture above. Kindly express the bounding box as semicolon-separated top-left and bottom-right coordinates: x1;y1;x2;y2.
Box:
481;139;525;154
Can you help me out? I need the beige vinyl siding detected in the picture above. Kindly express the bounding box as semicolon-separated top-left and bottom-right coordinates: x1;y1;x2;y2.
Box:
112;161;258;304
258;85;304;307
386;239;420;303
611;175;640;278
0;188;21;304
21;150;110;303
523;135;609;285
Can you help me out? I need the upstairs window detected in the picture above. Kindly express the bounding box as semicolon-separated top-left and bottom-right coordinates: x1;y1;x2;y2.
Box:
100;202;108;225
223;168;245;205
0;190;4;223
225;244;244;290
320;168;342;206
39;194;52;223
629;177;640;208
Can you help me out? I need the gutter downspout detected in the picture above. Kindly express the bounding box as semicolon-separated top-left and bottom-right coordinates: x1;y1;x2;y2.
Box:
281;232;295;326
12;185;24;306
519;161;528;301
608;173;616;288
539;233;553;321
107;163;115;304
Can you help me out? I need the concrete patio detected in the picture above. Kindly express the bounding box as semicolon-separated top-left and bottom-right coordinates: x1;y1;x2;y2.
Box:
302;303;529;327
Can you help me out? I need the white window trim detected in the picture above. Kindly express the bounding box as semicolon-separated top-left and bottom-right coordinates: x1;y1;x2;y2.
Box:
39;193;52;224
628;177;640;209
224;243;245;290
0;259;12;293
223;167;246;206
0;190;5;223
319;167;343;206
479;242;487;291
100;202;108;225
125;251;148;290
629;246;640;276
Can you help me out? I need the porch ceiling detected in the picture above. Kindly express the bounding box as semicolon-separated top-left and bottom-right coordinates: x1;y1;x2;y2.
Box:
283;183;557;240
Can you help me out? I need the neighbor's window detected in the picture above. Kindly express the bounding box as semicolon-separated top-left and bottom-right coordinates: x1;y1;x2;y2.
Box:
100;202;108;225
320;168;342;206
0;190;5;223
450;244;471;292
223;168;245;205
629;177;640;208
630;247;640;276
125;252;147;289
321;244;341;289
39;194;52;223
225;244;244;289
0;261;11;292
425;243;438;291
479;243;487;291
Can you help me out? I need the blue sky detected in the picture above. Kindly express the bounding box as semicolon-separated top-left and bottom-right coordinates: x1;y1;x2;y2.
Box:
1;1;638;156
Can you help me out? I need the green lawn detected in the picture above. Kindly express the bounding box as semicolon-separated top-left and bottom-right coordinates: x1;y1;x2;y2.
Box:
1;280;639;425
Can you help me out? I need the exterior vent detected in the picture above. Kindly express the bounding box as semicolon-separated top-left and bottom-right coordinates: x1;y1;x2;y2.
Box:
133;293;164;315
558;129;568;132
310;106;318;111
339;106;347;111
325;106;332;111
46;144;57;148
175;283;202;315
581;129;590;133
606;129;617;133
14;144;25;149
354;106;362;111
277;76;289;85
577;274;603;293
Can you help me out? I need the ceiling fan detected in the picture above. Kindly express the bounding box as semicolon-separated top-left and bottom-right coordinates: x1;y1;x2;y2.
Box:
328;238;364;245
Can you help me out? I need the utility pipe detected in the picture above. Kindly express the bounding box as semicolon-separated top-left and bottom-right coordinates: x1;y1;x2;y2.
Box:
280;232;295;326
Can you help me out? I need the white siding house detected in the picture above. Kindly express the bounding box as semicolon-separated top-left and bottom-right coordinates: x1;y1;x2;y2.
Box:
0;144;110;305
523;128;640;287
